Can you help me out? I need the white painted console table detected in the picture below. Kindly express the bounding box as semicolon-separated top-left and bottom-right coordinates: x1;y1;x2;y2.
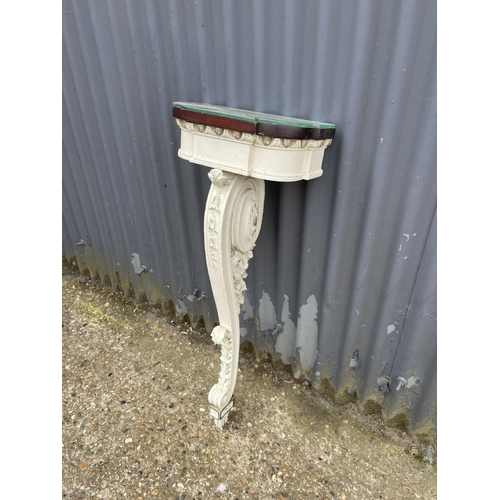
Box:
173;102;335;428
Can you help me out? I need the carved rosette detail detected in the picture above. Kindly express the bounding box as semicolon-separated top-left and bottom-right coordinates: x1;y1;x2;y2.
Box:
204;168;265;414
248;202;259;238
176;119;332;150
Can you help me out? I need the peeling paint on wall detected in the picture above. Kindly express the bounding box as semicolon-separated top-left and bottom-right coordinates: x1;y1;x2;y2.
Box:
130;253;150;276
175;299;188;315
131;253;143;274
294;295;319;376
406;375;421;389
258;292;277;332
241;291;254;321
275;294;297;364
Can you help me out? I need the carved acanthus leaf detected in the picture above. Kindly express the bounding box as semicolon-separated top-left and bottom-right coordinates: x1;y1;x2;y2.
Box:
209;326;233;397
208;168;233;187
232;248;253;304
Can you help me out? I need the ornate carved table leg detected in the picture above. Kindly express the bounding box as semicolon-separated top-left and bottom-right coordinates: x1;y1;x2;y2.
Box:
204;169;265;428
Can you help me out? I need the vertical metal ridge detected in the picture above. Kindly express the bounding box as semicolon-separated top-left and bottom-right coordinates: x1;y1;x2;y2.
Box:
62;140;93;262
120;0;180;299
113;0;178;296
74;0;141;291
389;208;436;423
391;205;436;373
252;0;266;112
62;39;121;279
320;0;381;391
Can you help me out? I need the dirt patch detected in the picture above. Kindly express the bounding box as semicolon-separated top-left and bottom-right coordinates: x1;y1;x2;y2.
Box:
62;272;436;499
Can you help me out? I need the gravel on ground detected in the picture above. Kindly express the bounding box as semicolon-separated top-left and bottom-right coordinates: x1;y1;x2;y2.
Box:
62;273;437;499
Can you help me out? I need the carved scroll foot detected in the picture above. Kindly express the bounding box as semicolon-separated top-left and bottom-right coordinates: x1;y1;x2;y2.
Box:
204;169;265;427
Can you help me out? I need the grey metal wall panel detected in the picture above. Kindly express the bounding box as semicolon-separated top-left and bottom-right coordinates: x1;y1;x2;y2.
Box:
62;0;437;430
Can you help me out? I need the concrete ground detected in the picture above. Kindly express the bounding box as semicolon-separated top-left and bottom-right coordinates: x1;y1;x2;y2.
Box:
62;272;437;500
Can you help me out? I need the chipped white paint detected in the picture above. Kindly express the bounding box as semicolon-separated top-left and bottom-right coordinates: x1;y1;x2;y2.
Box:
259;291;277;332
175;299;188;315
403;233;410;242
130;253;143;274
275;294;297;364
175;114;332;428
406;375;421;389
295;294;319;373
387;324;396;335
240;291;254;321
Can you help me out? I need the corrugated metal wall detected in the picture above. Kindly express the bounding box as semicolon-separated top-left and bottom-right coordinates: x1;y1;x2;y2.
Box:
62;0;436;431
